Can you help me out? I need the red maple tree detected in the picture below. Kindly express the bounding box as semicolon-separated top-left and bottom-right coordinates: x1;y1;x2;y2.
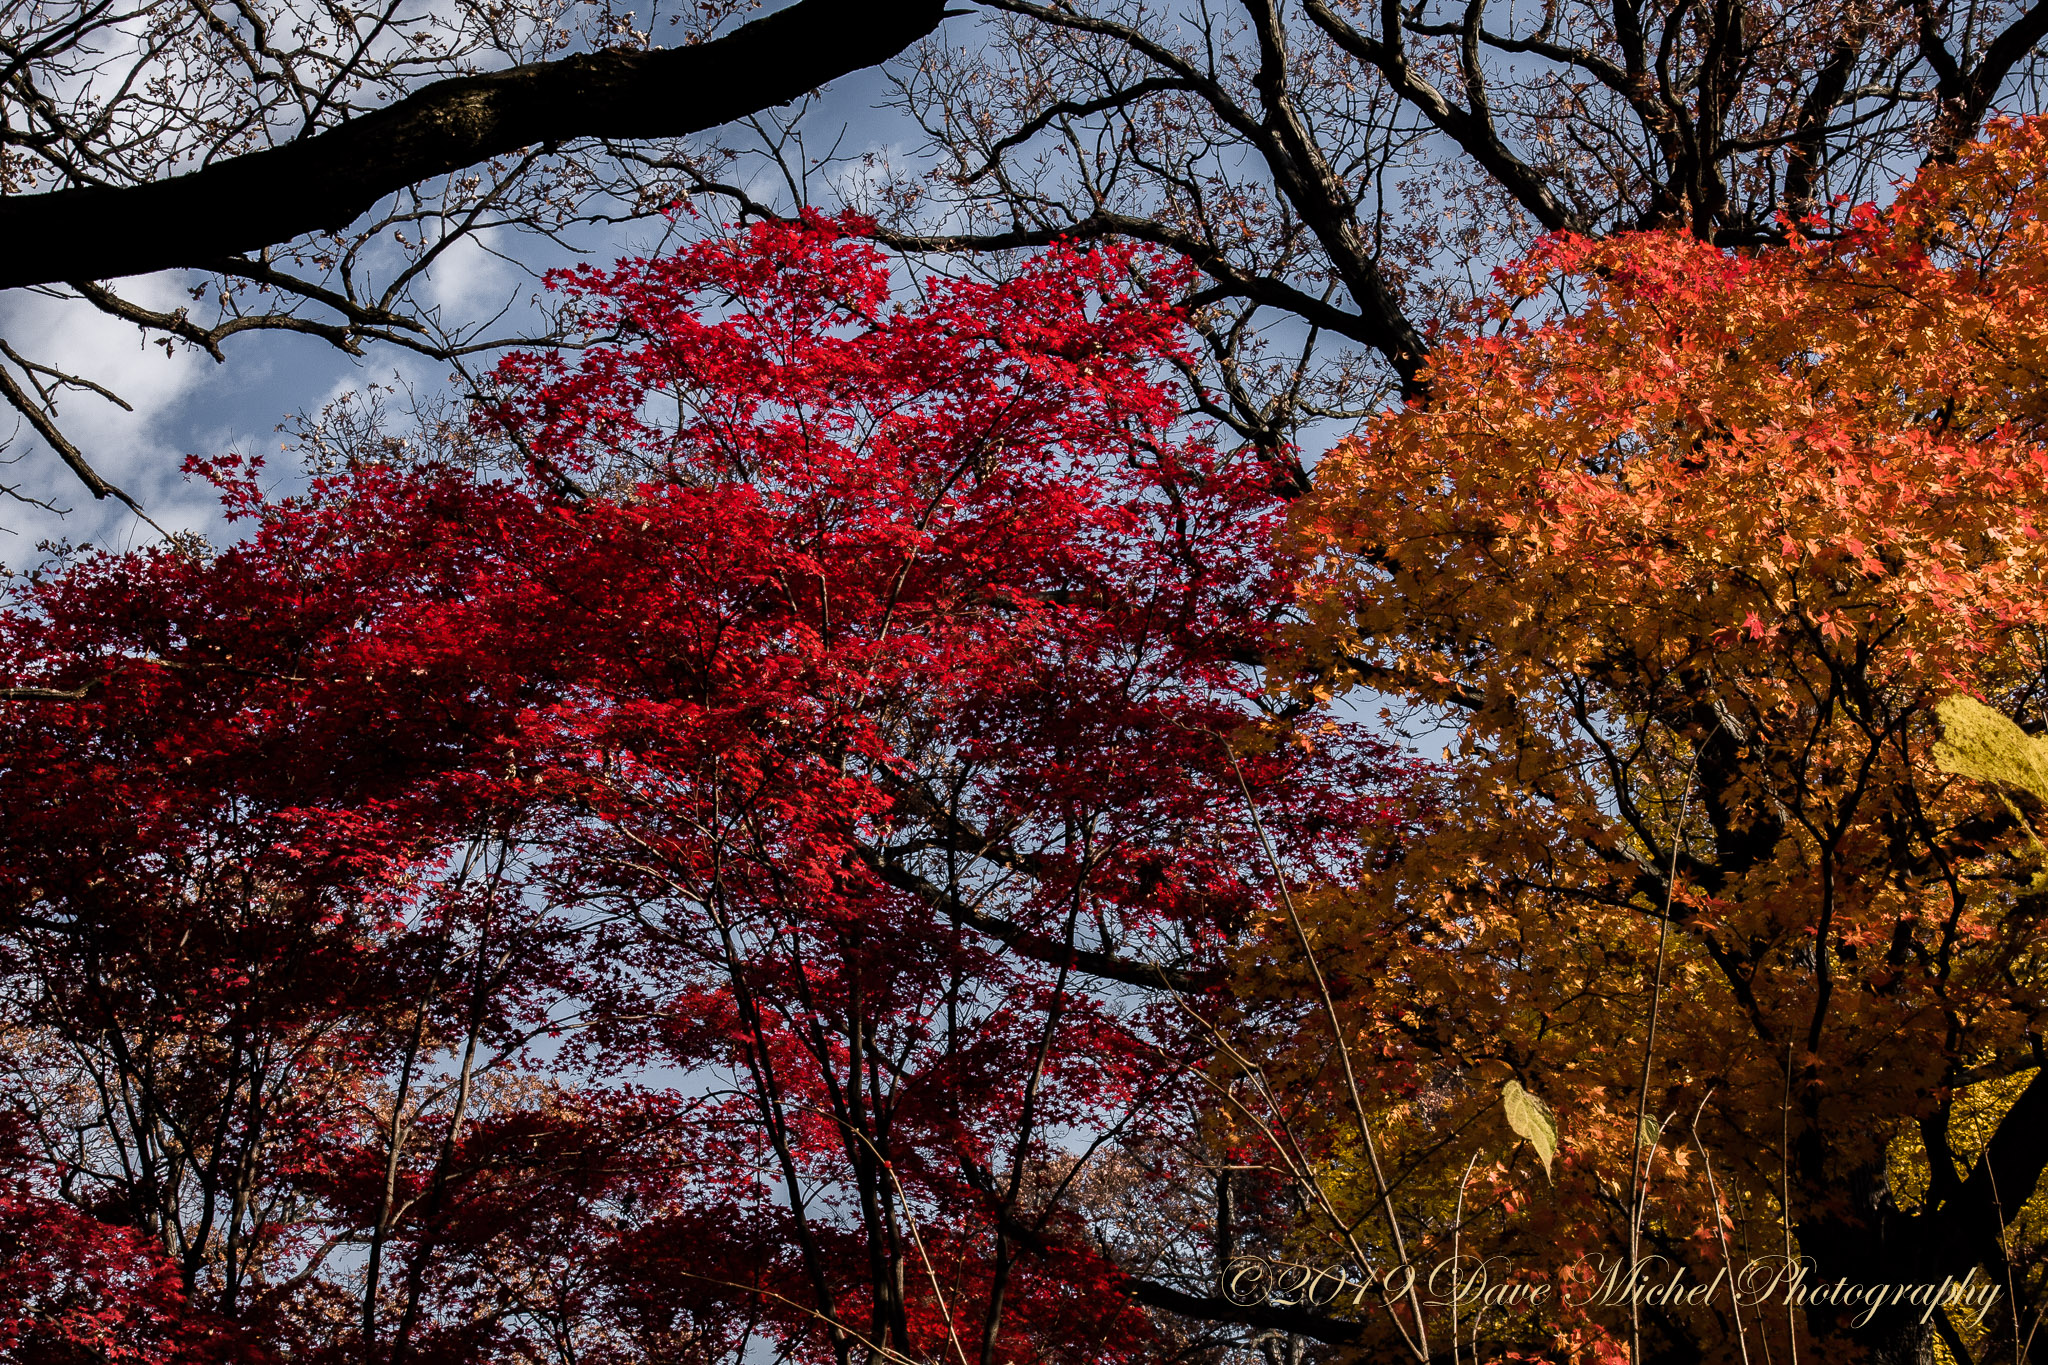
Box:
0;219;1411;1362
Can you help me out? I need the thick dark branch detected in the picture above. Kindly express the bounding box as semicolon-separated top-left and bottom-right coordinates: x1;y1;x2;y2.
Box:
1784;30;1873;212
1943;1062;2048;1249
0;0;951;289
864;851;1205;992
1240;0;1437;388
1302;0;1579;235
864;215;1396;353
992;1210;1369;1344
1808;1062;2048;1344
70;280;228;360
1924;0;2048;161
210;256;427;335
976;0;1431;388
1124;1273;1368;1344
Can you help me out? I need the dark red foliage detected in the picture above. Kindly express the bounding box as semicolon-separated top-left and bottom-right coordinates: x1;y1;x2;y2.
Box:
0;220;1413;1363
0;1123;196;1362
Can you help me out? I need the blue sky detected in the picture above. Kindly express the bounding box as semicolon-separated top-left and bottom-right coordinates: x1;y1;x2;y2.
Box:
0;43;913;573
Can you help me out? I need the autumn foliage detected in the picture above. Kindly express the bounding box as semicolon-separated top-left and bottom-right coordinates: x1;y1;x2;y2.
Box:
0;221;1405;1362
14;112;2048;1365
1275;117;2048;1361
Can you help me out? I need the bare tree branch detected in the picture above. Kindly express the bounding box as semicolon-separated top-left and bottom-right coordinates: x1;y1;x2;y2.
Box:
0;0;955;290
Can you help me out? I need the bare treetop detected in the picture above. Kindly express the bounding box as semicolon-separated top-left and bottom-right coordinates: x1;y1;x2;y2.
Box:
684;0;2048;451
0;0;949;514
5;0;2046;517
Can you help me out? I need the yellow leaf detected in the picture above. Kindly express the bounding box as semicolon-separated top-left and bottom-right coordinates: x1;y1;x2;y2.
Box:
1502;1079;1558;1181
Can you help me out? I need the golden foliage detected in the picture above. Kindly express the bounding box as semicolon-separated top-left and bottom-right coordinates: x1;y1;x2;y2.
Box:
1244;116;2048;1361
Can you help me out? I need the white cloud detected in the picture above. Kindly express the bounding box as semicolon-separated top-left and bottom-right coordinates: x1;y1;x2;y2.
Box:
425;230;519;322
0;277;223;567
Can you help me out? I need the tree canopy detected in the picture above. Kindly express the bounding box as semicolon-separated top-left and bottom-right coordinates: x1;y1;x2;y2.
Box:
11;0;2048;513
0;219;1408;1361
1266;112;2048;1364
8;3;2048;1360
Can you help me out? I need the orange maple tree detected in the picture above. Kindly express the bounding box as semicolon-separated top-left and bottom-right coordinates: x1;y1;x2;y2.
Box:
1248;117;2048;1364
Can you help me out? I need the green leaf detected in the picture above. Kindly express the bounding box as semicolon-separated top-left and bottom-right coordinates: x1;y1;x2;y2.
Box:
1502;1079;1557;1181
1934;695;2048;891
1933;695;2048;804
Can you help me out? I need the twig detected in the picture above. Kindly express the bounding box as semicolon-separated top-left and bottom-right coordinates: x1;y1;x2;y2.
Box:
824;1115;975;1365
1631;781;1694;1364
0;350;165;530
1688;1088;1752;1365
1782;1041;1799;1365
1216;730;1432;1362
1451;1150;1481;1365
